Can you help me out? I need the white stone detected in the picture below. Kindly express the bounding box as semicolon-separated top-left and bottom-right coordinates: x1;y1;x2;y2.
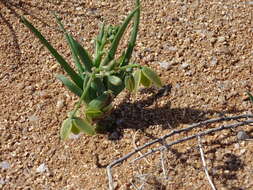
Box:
0;161;10;169
36;163;48;173
69;133;81;139
0;178;5;185
217;36;226;43
56;99;65;110
28;115;38;122
237;130;249;140
158;61;172;70
211;56;218;66
180;63;189;69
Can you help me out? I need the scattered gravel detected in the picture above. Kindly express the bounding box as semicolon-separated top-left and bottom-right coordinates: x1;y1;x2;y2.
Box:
1;0;253;189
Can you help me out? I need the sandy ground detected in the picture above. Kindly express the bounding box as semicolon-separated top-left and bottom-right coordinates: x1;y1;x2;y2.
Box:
1;0;253;189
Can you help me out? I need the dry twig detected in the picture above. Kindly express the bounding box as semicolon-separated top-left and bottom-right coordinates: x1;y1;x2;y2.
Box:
107;114;253;190
198;136;216;190
160;150;168;180
133;130;150;165
133;119;253;162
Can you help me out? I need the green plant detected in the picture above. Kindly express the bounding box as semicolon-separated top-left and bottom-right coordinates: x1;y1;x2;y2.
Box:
21;0;163;139
247;92;253;104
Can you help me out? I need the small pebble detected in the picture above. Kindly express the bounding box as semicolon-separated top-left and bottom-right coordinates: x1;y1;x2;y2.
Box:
164;45;177;51
69;133;81;139
217;36;226;43
0;178;5;185
240;149;247;155
234;143;240;149
210;56;218;66
180;63;189;69
158;61;172;70
36;163;48;173
0;161;10;169
28;115;38;122
56;99;65;110
237;130;249;141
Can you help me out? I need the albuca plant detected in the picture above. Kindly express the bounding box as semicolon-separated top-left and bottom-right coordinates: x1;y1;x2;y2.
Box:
21;0;162;139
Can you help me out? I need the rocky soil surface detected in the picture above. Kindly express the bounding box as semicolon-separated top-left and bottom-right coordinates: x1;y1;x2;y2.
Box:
1;0;253;189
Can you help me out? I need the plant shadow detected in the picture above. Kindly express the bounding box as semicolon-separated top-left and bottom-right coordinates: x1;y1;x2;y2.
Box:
100;84;249;188
103;84;245;139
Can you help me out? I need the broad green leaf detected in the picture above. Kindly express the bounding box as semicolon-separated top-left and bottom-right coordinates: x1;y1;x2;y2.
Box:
85;108;104;119
107;78;125;96
121;0;140;66
124;75;135;92
60;118;72;140
21;16;84;89
73;117;96;135
71;123;81;135
141;66;162;88
100;6;140;67
54;14;85;76
133;69;141;92
247;92;253;104
88;92;111;110
140;70;151;87
102;103;113;113
108;75;122;86
56;75;83;97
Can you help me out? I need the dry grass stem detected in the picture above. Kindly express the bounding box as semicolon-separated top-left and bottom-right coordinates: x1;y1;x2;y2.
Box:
107;114;253;190
133;130;151;165
198;136;217;190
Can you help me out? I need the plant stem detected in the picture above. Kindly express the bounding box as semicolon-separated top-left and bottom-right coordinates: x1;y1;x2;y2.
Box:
119;63;140;70
71;74;94;118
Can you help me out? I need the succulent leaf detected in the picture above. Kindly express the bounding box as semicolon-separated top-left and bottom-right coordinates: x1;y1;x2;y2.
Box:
73;117;96;135
21;16;84;89
60;118;73;140
121;0;140;66
133;69;141;92
101;6;140;67
102;103;113;113
140;70;151;87
141;66;163;88
108;75;122;86
56;75;83;97
71;123;81;135
124;75;135;92
85;108;104;119
88;91;112;110
72;38;93;73
54;14;85;77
